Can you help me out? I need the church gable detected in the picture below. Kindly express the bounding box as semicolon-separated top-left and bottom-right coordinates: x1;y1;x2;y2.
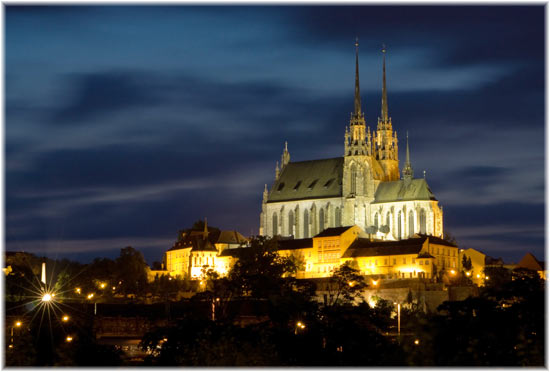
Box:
373;178;437;203
267;157;344;203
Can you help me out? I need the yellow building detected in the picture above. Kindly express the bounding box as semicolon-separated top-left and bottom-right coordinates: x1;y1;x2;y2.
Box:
164;224;246;279
276;226;457;280
459;248;487;285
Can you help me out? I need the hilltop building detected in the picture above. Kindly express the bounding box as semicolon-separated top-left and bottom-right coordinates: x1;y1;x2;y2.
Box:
259;42;443;241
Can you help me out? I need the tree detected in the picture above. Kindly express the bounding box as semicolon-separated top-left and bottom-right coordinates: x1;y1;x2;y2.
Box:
115;247;149;299
461;255;472;271
228;236;297;299
324;262;367;307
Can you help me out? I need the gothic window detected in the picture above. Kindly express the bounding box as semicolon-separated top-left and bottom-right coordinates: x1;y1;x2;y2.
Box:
350;165;357;195
397;211;403;240
319;208;325;232
374;213;379;229
419;209;427;234
386;212;391;230
409;210;415;237
272;212;278;236
288;210;295;236
335;207;341;227
303;210;309;238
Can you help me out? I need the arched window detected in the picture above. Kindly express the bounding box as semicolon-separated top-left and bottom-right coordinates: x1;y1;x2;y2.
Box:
374;213;379;229
303;210;309;238
420;209;427;234
319;208;325;232
272;212;278;236
386;212;391;230
288;210;295;236
397;211;403;240
409;210;415;237
335;207;341;227
350;165;357;195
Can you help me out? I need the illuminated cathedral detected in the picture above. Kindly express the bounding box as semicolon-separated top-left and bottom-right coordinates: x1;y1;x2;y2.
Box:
260;42;444;241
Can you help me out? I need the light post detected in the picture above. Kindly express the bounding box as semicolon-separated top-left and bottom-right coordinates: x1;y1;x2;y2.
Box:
393;302;401;343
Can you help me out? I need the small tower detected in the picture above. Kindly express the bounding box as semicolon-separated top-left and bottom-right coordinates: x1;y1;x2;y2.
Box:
280;141;290;169
402;132;414;185
374;44;400;180
203;217;209;240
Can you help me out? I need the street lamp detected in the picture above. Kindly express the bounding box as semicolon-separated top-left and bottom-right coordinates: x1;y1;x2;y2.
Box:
66;336;73;343
42;293;52;302
62;315;69;322
393;302;401;343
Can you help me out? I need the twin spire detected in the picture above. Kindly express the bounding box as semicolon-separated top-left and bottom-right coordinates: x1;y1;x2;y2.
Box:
353;38;390;122
354;37;362;116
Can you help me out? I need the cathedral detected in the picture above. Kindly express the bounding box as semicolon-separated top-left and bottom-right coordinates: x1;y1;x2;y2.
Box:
260;42;444;241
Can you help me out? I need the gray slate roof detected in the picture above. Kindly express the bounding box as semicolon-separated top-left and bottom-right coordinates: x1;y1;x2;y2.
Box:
314;226;355;238
373;178;437;203
343;237;426;258
267;158;344;203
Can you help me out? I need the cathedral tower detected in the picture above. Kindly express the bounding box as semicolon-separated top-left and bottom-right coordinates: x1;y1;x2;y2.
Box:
373;46;400;181
342;38;375;227
345;38;372;158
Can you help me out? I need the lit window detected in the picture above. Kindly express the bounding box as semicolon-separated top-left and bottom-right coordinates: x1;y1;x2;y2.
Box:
403;258;406;264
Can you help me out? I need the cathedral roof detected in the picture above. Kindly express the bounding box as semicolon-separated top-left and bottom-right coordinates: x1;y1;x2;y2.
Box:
267;157;344;203
373;178;437;203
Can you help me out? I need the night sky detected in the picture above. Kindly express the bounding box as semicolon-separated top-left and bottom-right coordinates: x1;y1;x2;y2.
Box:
5;5;545;265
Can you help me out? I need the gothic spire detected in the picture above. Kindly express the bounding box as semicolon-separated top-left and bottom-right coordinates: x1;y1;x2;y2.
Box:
381;44;389;122
402;132;414;181
203;217;209;240
354;37;361;115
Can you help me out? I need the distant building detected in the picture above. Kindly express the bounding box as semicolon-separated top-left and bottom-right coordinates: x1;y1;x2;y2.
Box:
515;252;546;280
164;221;247;279
259;42;444;241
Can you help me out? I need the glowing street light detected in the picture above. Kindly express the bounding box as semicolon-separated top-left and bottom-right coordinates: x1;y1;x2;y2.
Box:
485;276;489;280
87;293;94;300
75;288;81;294
393;302;401;343
99;283;106;289
414;339;420;345
42;293;53;302
62;315;69;322
450;270;456;275
14;321;22;328
348;281;354;287
371;279;378;286
465;272;471;277
66;336;73;343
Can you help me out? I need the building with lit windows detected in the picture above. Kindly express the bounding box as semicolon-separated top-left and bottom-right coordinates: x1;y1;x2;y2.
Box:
259;42;443;242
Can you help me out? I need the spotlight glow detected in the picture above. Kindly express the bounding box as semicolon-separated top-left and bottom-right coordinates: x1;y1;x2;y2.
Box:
42;293;52;302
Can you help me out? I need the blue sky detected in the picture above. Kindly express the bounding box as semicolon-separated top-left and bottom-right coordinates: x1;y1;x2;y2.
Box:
5;5;545;264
